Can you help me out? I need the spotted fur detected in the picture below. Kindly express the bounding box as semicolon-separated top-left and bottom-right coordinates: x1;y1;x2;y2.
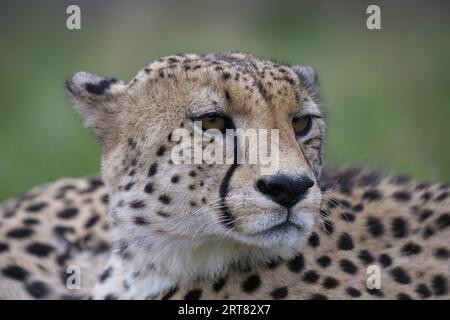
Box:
0;52;448;299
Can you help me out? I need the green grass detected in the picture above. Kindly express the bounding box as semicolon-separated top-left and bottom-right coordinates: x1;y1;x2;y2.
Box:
1;1;449;201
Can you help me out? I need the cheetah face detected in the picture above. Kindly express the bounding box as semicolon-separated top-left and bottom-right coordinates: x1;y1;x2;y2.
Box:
66;53;325;253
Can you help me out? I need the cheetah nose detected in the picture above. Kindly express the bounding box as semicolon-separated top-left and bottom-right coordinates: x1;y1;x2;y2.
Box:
255;174;314;208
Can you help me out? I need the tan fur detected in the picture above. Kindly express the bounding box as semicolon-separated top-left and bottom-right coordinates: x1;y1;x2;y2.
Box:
0;52;448;299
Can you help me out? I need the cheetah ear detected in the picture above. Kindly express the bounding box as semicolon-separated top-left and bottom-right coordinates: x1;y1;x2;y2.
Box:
291;65;320;99
65;71;126;144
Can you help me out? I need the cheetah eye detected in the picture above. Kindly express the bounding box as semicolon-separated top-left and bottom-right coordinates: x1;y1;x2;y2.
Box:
193;113;234;133
202;117;226;131
292;114;312;136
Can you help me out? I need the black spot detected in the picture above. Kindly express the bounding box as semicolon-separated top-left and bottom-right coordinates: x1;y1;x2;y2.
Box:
436;213;450;230
416;182;431;190
156;146;166;156
99;267;112;283
379;254;392;268
367;288;384;297
82;178;104;193
161;287;179;300
287;253;304;273
171;176;179;183
391;267;411;284
432;275;448;295
144;183;154;194
158;195;171;204
418;209;433;222
309;294;328;300
242;274;261;293
390;174;410;185
26;281;50;299
397;293;413;300
222;72;231;80
102;194;109;204
23;218;39;226
421;192;432;202
85;215;100;229
2;265;28;281
308;232;320;247
423;227;435;239
25;202;47;212
302;270;320;283
392;191;411;202
401;242;422;255
124;182;134;191
127;138;137;148
148;163;158;177
391;217;408;238
0;242;9;253
188;171;197;177
352;203;364;212
367;217;384;237
104;294;118;300
6;228;33;239
134;216;150;225
322;277;339;289
271;287;288;299
319;208;330;217
156;211;170;218
26;243;54;257
339;259;358;274
316;255;331;268
359;172;381;186
57;208;79;219
435;192;449;202
53;225;74;237
346;287;362;297
434;248;449;259
322;219;335;235
362;189;382;202
416;284;432;299
327;198;351;209
130;200;146;209
85;78;117;95
341;212;355;222
213;277;227;292
337;233;354;250
358;250;375;264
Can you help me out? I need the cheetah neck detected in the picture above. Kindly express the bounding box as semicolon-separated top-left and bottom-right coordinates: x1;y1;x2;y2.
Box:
94;229;298;299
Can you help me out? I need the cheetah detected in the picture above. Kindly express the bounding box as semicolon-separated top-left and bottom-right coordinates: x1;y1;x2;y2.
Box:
0;52;449;300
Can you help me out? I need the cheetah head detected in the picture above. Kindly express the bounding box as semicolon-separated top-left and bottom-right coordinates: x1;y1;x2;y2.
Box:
66;52;325;278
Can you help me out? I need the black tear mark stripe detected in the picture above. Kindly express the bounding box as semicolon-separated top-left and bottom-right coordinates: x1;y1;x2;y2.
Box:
218;133;239;229
219;164;238;228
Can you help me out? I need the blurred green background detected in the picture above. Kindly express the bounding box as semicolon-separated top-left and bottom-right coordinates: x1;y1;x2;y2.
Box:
1;0;449;201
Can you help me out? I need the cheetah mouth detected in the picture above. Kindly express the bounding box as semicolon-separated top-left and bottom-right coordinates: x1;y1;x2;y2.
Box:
230;210;316;248
251;221;301;236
